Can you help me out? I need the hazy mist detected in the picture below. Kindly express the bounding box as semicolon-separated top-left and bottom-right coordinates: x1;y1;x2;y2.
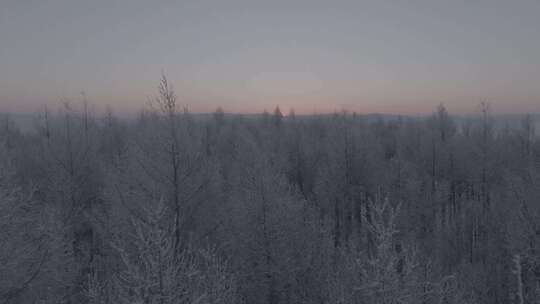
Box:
2;0;540;114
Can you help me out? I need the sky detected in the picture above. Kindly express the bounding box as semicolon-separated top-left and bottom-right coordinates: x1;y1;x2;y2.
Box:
1;0;540;115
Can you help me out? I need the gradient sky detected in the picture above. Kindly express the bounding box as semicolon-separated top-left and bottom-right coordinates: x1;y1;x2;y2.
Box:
1;0;540;115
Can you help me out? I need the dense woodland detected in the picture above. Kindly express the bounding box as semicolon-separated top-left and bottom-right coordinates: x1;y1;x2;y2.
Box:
1;77;540;304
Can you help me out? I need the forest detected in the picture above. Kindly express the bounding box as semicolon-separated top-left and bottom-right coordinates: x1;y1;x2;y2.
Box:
1;77;539;304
